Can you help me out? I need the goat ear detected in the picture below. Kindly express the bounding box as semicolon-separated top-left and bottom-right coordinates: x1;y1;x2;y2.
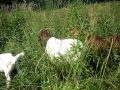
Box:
70;27;79;37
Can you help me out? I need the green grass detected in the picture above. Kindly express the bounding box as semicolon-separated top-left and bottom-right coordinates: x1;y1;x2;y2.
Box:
0;1;120;90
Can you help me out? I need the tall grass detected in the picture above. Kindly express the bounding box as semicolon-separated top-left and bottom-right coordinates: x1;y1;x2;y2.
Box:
0;1;120;90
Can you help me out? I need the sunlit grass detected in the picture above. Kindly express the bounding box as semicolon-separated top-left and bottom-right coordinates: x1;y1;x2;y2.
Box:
0;1;120;90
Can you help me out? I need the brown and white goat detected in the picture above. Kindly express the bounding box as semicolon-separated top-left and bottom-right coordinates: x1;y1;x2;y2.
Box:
39;29;83;60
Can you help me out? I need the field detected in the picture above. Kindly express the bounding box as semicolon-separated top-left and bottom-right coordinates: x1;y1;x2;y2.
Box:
0;1;120;90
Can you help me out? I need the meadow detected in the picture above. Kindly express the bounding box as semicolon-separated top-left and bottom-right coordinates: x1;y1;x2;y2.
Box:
0;1;120;90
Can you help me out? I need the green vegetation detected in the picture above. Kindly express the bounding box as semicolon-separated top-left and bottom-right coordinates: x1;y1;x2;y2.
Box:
0;1;120;90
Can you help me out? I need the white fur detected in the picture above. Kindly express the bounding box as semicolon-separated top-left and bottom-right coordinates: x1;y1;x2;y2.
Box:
0;52;24;89
45;37;83;60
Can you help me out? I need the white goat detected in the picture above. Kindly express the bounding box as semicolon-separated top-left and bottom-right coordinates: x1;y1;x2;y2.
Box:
45;37;83;60
0;52;24;89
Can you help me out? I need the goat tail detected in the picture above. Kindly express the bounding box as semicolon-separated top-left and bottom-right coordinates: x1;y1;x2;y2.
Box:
14;52;25;61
